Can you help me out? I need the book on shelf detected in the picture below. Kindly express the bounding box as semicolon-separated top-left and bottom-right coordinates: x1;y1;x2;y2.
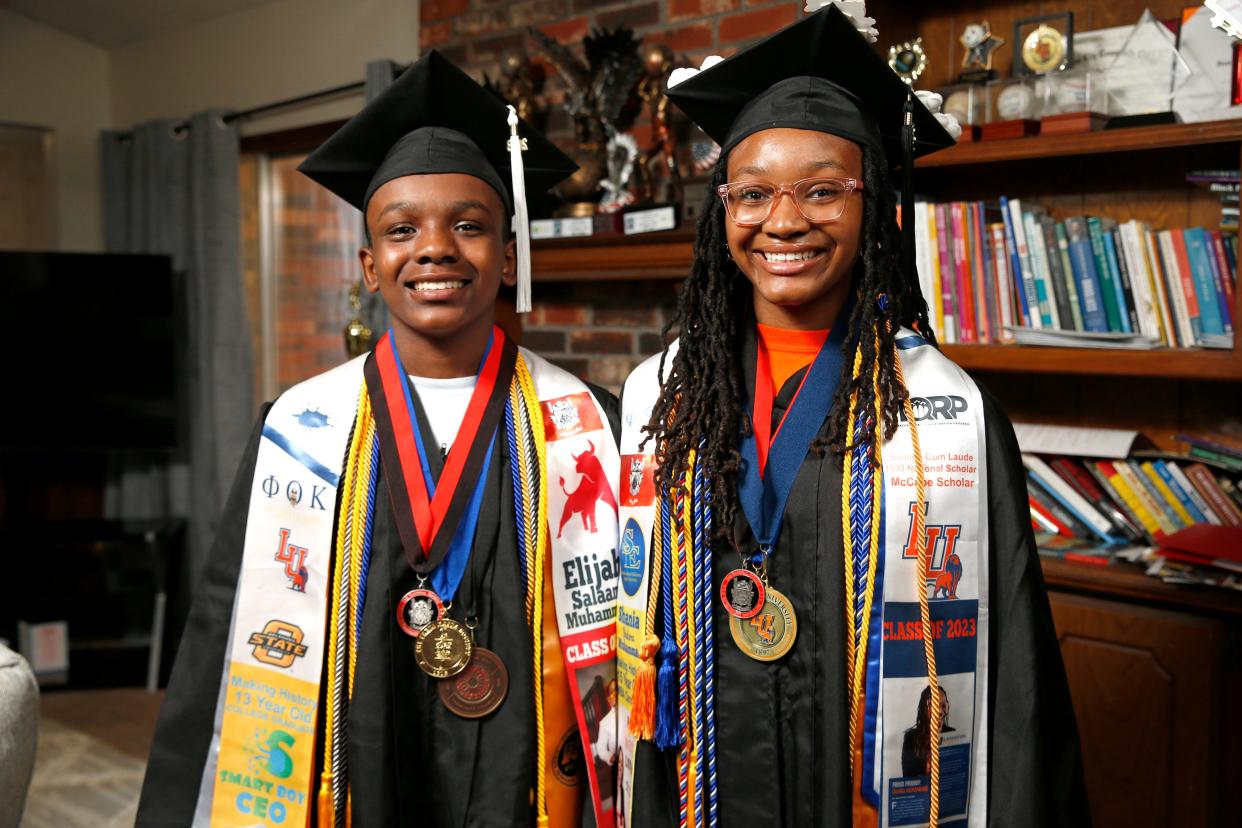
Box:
1016;424;1242;589
914;197;1237;349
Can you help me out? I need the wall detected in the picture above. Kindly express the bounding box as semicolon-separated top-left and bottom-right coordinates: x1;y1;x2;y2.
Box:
109;0;421;135
0;7;112;251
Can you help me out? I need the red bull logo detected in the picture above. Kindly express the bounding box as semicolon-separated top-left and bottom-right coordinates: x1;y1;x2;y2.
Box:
557;440;619;538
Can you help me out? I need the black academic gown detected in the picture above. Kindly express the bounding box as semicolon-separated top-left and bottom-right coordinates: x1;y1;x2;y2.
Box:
137;383;620;828
630;345;1090;827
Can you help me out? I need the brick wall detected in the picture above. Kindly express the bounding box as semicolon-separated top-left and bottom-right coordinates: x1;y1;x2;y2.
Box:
420;0;807;391
523;279;679;393
422;0;801;76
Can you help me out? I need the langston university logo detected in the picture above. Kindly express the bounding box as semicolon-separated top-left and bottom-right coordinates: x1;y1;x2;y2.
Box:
274;528;309;592
249;620;309;668
901;502;964;600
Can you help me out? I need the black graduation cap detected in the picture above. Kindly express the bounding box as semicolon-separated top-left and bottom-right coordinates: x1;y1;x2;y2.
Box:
665;4;953;299
298;49;577;311
665;5;953;163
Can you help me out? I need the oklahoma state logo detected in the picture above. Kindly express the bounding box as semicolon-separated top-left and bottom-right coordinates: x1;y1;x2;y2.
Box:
248;620;308;668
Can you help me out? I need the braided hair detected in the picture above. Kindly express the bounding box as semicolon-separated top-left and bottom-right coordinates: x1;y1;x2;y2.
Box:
644;143;936;544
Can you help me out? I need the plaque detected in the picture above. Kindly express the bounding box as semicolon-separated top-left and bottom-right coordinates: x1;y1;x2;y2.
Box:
728;586;797;662
438;647;509;718
415;618;474;679
1013;13;1074;76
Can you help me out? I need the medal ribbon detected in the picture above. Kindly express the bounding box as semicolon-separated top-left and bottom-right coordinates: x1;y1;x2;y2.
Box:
738;302;852;559
365;326;516;599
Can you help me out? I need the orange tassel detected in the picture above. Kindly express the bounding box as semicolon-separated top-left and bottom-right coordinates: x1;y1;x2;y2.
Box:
628;635;660;740
317;775;334;828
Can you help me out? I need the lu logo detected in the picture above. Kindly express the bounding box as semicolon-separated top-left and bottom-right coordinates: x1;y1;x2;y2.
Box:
749;612;776;644
901;501;964;600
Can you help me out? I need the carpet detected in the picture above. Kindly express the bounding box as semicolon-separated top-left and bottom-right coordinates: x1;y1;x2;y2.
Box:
20;718;146;828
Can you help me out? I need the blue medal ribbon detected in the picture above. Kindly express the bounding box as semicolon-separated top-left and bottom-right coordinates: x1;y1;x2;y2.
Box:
385;331;496;602
737;307;851;562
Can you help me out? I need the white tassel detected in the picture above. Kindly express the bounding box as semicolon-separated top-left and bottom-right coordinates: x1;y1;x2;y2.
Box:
506;105;533;313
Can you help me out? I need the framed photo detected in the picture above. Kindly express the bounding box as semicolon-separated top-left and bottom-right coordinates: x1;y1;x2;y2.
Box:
1013;12;1074;76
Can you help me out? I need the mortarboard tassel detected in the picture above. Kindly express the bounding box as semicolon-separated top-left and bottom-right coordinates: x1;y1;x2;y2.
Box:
900;91;917;301
506;106;533;313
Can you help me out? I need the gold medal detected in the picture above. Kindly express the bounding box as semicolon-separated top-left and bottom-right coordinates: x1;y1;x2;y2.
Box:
438;646;508;718
1021;23;1066;75
415;617;474;678
729;586;797;662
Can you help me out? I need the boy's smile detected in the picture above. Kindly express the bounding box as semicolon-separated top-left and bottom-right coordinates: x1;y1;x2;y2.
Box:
360;172;515;375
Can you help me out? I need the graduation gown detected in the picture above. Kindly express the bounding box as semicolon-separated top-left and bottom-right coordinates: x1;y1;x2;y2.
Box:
629;350;1090;828
138;385;620;828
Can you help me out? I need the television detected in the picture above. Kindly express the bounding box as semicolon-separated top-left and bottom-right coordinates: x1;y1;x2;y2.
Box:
0;251;185;453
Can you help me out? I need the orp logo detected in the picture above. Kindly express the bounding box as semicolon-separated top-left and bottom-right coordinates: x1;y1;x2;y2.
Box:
901;395;968;422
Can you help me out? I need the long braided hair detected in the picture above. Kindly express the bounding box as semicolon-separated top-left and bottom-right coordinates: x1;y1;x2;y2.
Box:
644;142;936;543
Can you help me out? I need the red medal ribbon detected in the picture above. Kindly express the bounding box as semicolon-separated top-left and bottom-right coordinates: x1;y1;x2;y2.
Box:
368;326;514;568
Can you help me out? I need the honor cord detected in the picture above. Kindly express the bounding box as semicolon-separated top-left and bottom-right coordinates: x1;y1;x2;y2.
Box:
514;356;552;826
893;347;941;827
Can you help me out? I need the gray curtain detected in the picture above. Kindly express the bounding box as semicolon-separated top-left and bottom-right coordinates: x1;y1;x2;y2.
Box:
99;110;254;580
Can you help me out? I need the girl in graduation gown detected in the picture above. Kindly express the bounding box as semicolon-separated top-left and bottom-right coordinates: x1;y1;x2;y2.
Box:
138;52;622;828
618;6;1089;827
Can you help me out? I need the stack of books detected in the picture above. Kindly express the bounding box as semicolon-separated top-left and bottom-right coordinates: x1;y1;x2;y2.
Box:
1021;441;1242;590
913;198;1237;350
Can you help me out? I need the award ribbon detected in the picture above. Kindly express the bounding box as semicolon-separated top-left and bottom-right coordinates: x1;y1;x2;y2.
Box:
365;326;516;599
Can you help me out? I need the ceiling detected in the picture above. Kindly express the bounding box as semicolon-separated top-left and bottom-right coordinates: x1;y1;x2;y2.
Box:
0;0;282;48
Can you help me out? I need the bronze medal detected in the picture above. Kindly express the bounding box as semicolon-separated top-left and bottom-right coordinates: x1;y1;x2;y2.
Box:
729;586;797;662
437;646;509;718
415;617;474;678
396;588;445;638
719;568;765;619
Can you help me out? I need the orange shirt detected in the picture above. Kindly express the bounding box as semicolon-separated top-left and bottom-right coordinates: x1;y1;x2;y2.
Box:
755;323;830;394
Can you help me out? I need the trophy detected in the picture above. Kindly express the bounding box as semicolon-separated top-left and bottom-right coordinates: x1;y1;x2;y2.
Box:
959;22;1005;83
887;38;927;85
528;26;645;217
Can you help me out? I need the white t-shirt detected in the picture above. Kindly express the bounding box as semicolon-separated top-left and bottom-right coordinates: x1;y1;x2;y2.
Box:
409;374;476;457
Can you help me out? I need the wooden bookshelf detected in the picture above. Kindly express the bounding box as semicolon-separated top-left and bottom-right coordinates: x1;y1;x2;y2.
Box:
917;118;1242;168
532;222;1241;382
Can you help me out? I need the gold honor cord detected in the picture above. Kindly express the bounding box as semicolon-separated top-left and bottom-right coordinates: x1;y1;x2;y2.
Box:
318;386;378;828
893;348;940;827
514;356;552;827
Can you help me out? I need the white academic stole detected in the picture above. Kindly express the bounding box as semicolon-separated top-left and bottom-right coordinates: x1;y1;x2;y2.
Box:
192;348;621;827
616;333;990;827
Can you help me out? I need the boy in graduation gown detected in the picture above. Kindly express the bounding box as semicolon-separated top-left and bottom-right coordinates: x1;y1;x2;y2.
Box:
614;6;1089;827
138;52;623;828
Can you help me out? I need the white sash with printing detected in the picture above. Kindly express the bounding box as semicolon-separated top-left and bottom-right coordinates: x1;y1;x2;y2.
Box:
193;348;620;827
616;332;989;827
